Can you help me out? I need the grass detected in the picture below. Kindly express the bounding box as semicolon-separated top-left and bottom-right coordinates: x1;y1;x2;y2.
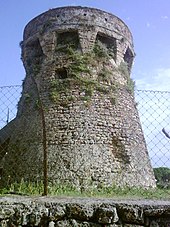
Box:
0;181;170;200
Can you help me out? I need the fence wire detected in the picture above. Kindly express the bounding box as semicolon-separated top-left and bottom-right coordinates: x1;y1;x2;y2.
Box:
135;89;170;168
0;85;21;128
0;85;170;196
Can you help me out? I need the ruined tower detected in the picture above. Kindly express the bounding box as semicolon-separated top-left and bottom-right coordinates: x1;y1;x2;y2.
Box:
0;7;156;188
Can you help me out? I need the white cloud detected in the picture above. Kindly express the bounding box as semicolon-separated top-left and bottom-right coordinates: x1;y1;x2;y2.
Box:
161;15;168;20
146;22;150;28
135;68;170;91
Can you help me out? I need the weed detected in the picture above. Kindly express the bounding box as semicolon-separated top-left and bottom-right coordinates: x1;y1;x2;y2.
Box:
127;78;135;95
98;67;112;84
49;91;60;103
93;40;110;59
81;96;91;102
67;95;75;102
110;96;117;105
118;61;129;78
96;85;110;94
23;93;31;102
50;46;132;105
1;181;170;199
118;62;135;94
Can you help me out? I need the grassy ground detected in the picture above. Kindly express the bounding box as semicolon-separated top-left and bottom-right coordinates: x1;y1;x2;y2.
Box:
0;181;170;199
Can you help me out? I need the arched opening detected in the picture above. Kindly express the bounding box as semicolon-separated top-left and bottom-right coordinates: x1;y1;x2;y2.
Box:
124;47;134;71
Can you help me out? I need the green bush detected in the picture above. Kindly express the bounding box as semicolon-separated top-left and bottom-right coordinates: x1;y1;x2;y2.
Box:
154;167;170;189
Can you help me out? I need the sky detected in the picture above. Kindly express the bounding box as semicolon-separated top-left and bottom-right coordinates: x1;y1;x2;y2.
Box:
0;0;170;90
135;90;170;167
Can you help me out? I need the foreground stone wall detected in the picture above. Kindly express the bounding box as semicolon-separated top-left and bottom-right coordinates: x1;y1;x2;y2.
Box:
0;196;170;226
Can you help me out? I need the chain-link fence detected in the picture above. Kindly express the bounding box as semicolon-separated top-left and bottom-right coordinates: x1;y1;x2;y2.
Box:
135;90;170;168
0;85;21;129
0;85;170;196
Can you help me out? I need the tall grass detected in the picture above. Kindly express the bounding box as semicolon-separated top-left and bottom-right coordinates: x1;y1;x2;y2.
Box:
0;181;170;199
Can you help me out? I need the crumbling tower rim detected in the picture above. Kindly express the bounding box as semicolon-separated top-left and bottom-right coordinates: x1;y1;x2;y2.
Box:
24;6;133;39
22;6;135;68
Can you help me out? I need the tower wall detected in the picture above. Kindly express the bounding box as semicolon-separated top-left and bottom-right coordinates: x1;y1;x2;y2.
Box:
0;7;156;189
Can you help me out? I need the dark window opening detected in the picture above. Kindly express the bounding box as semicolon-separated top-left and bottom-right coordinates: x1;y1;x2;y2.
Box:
56;31;80;50
95;33;117;60
56;68;68;79
26;39;43;58
25;39;44;66
105;18;108;21
84;13;87;16
24;39;44;74
124;47;134;71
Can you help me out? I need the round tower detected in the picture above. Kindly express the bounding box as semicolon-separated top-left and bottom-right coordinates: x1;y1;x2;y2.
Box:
0;7;156;188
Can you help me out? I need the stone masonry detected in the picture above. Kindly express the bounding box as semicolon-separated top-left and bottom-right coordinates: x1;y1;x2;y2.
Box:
0;6;156;189
0;196;170;226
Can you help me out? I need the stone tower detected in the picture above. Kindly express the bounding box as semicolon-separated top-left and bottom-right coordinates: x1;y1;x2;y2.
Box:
0;6;156;188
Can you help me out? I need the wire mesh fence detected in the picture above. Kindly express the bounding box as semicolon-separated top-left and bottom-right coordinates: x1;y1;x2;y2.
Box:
0;85;21;129
135;90;170;168
0;84;170;197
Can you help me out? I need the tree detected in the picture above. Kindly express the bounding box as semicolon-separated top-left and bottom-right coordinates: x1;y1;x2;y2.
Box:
154;167;170;188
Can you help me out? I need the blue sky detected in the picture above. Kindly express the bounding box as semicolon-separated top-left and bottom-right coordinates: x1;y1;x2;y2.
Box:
0;0;170;90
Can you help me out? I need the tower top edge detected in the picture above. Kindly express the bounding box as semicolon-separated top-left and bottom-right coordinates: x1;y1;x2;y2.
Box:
26;6;129;27
23;6;133;44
